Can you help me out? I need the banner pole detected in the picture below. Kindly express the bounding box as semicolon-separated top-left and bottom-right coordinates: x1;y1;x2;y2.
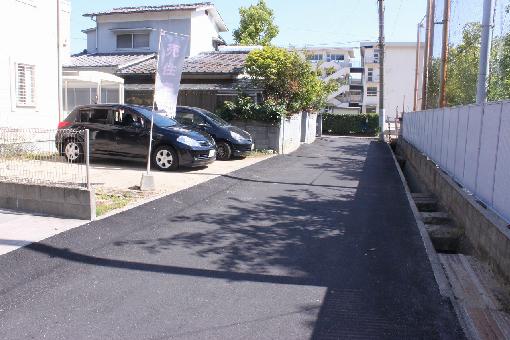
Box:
146;29;163;175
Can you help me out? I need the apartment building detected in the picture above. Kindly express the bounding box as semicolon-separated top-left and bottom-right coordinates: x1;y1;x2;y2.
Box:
360;42;423;120
303;47;362;113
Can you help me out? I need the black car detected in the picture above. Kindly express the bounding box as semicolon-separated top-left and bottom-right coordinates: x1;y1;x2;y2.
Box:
175;106;254;160
56;104;216;171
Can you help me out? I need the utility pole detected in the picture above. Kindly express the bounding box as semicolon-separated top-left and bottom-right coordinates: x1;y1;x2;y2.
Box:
422;0;435;110
477;0;495;104
439;0;451;108
378;0;385;141
413;21;423;111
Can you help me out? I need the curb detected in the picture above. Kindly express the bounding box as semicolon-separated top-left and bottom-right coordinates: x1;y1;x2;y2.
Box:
387;142;478;340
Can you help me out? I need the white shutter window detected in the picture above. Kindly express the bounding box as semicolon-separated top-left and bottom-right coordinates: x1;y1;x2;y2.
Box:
16;63;36;107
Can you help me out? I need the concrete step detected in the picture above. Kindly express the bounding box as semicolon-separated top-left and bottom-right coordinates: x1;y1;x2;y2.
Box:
411;193;435;200
421;211;451;225
425;223;462;252
439;254;510;340
414;198;439;212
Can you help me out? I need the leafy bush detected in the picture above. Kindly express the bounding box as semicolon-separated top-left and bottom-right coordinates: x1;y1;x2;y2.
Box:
216;96;286;124
245;46;338;113
322;113;379;136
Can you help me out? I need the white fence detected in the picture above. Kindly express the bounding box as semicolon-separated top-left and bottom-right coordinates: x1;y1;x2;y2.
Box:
403;101;510;223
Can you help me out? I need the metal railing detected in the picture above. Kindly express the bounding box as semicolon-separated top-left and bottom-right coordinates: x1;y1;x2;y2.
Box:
0;127;90;188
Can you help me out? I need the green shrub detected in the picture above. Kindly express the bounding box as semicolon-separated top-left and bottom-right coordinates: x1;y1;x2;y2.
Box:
216;96;287;124
322;113;379;136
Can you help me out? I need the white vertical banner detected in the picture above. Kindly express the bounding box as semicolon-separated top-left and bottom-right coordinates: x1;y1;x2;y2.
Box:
154;31;190;118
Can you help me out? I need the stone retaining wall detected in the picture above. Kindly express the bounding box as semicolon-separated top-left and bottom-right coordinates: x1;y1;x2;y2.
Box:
0;182;95;220
398;138;510;282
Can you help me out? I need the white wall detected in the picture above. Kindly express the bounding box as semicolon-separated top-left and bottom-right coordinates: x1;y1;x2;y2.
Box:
86;30;97;54
95;15;191;55
404;102;510;223
190;10;219;56
384;44;418;118
0;0;69;129
89;10;220;57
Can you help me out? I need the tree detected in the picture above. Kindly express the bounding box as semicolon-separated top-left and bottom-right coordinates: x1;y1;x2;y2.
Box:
445;23;481;106
488;33;510;101
233;0;279;46
426;23;481;108
245;46;338;112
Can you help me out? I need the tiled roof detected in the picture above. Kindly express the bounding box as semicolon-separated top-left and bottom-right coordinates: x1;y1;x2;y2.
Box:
66;51;249;75
64;53;154;68
83;2;213;17
116;51;249;75
183;51;248;74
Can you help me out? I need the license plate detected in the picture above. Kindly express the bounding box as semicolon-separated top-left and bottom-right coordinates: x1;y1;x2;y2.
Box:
209;149;216;157
251;144;255;151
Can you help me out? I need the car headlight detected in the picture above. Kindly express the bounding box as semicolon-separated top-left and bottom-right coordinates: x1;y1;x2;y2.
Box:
230;131;244;142
177;135;201;147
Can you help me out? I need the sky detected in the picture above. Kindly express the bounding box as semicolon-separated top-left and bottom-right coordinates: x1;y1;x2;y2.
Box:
70;0;427;54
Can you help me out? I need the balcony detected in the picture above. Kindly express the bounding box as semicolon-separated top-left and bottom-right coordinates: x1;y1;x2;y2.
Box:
335;92;363;104
349;94;363;103
349;79;363;86
364;58;379;64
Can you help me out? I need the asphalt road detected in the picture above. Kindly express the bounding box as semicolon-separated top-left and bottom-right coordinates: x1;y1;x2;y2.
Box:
0;137;464;339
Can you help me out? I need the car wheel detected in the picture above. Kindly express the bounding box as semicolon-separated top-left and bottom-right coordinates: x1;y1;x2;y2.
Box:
152;145;178;171
216;141;232;160
63;139;84;163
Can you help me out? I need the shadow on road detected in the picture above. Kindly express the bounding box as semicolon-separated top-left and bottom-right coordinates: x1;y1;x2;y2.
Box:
12;140;464;339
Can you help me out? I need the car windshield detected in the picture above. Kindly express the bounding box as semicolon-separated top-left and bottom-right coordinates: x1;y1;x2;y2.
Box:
196;108;230;126
132;106;178;127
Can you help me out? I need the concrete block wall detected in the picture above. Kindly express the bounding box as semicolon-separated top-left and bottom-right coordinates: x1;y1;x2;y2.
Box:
301;112;317;144
232;112;306;154
398;139;510;282
0;182;96;220
280;113;302;154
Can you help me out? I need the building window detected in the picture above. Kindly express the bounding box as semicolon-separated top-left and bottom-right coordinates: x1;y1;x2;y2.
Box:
367;86;378;96
16;63;36;107
307;54;323;62
373;51;380;63
327;54;344;62
116;33;150;49
367;68;373;82
366;105;377;113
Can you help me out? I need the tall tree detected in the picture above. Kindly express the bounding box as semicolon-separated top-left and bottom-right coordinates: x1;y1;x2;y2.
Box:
445;23;481;106
233;0;279;46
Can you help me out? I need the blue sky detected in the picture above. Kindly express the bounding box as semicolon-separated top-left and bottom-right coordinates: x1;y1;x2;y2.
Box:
70;0;427;54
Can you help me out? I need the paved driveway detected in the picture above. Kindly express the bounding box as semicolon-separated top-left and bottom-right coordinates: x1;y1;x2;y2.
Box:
90;154;273;193
0;137;464;339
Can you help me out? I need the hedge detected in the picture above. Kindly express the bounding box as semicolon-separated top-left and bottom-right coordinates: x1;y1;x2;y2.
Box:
322;113;379;136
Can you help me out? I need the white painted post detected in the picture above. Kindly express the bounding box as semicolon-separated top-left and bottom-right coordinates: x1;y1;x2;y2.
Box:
85;129;90;190
476;0;495;104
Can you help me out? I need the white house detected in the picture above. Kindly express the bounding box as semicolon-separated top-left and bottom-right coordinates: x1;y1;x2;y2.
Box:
64;3;237;113
0;0;70;129
360;42;423;120
82;3;227;57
